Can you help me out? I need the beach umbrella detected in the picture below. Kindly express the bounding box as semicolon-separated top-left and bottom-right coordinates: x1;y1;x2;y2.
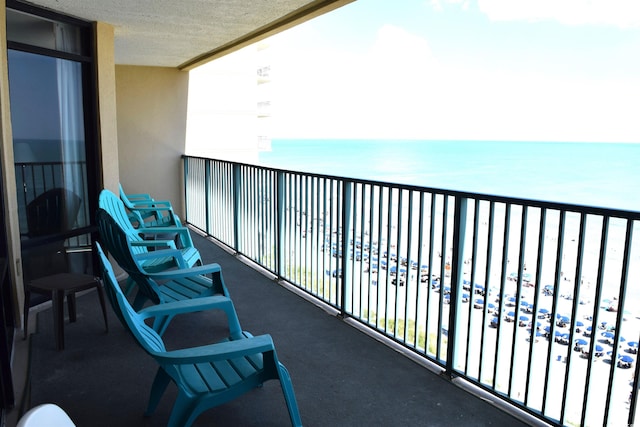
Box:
507;311;515;317
539;308;549;315
596;345;604;352
575;339;588;346
628;342;639;350
576;321;584;327
618;355;635;367
519;315;529;323
602;331;615;339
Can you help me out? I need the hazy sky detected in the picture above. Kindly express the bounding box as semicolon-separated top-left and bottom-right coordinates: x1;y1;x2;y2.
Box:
265;0;640;142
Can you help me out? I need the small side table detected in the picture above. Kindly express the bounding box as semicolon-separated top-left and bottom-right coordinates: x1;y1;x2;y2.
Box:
25;273;109;350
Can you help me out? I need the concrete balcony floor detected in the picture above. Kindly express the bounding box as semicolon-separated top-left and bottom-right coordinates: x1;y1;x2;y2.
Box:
18;229;537;426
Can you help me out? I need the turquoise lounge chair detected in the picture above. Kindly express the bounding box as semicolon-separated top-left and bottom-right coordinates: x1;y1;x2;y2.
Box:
119;183;180;228
96;242;302;427
96;208;227;332
98;189;201;268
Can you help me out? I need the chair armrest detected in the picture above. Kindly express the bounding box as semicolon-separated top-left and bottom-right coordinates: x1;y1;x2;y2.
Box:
126;192;153;200
132;248;189;269
130;203;173;211
154;334;275;364
139;295;233;318
130;200;173;209
130;239;177;250
135;226;194;247
145;262;222;280
139;295;242;337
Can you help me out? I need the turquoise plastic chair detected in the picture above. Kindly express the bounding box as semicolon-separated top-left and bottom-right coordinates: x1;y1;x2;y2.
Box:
99;189;201;269
97;208;228;333
96;242;302;427
119;183;180;228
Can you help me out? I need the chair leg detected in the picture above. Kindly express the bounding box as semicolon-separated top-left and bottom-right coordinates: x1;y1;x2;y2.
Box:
278;363;302;427
52;290;65;350
95;283;109;332
145;368;171;416
167;393;198;427
67;293;77;323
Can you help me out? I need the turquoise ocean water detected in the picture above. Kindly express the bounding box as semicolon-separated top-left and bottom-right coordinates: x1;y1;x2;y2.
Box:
258;140;640;212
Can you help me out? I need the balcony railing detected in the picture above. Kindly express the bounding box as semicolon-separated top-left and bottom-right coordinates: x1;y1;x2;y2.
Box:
183;155;640;427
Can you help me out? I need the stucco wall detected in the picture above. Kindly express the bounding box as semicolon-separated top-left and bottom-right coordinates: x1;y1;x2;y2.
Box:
115;66;189;216
96;22;119;194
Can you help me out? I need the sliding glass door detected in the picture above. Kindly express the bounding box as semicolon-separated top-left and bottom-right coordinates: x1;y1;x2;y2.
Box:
6;4;99;294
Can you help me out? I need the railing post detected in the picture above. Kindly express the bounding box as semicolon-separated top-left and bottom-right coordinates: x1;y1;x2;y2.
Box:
340;180;353;316
232;163;241;251
182;156;189;223
276;171;285;278
204;159;211;235
446;196;468;377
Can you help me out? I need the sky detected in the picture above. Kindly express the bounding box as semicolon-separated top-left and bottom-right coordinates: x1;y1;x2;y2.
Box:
263;0;640;142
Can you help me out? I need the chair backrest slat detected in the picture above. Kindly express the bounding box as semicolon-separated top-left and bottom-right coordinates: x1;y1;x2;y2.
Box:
96;242;166;354
96;208;163;305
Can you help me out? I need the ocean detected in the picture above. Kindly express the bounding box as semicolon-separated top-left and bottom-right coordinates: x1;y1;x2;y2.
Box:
258;139;640;212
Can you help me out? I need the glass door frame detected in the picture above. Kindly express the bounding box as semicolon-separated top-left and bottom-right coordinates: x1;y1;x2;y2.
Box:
6;0;101;261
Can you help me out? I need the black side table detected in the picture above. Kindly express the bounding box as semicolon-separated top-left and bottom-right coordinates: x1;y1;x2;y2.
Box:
25;273;109;350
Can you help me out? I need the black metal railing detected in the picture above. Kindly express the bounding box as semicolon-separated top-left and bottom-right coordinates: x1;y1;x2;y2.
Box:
15;161;91;248
183;155;640;427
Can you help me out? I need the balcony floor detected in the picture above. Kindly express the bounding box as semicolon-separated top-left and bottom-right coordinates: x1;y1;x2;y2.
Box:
23;230;534;426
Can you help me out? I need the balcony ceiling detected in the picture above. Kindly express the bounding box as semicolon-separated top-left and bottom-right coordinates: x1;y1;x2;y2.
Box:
27;0;353;69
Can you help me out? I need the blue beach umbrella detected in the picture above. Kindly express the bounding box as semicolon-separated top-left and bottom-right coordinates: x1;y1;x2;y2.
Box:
575;339;588;346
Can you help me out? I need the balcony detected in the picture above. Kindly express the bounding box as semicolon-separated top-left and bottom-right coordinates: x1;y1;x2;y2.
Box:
19;155;640;426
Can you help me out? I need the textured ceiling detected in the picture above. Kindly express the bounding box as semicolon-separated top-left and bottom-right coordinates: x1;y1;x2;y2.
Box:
27;0;352;69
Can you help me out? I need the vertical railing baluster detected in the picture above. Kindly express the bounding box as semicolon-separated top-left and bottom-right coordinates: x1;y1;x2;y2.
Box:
447;196;467;377
394;188;403;338
464;198;480;376
276;171;285;278
340;180;353;317
205;159;211;235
